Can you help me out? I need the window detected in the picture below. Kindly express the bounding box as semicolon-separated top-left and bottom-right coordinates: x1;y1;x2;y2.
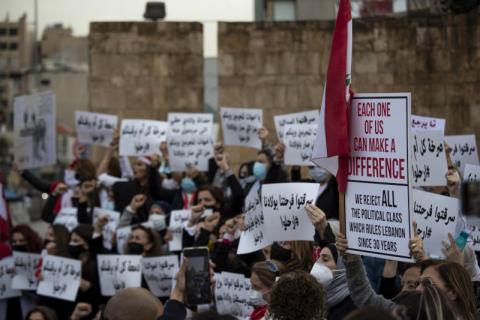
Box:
9;28;18;36
0;43;6;50
0;29;6;36
40;79;51;86
273;0;296;21
9;42;18;50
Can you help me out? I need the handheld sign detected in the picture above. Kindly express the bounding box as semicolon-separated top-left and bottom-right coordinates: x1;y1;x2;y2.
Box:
411;131;448;186
14;91;56;170
167;113;214;172
411;115;445;134
220;107;262;149
412;189;459;259
93;208;120;250
97;254;142;296
464;164;480;182
237;186;272;254
75;111;118;147
283;124;318;166
466;217;480;251
53;207;78;232
142;255;179;297
168;210;191;252
12;252;41;290
37;255;81;302
0;257;21;299
345;93;413;262
215;272;253;318
274;110;320;140
119;119;168;156
445;135;479;175
262;183;319;242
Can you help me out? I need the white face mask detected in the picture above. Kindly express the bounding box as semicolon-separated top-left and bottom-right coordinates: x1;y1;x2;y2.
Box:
162;178;179;190
148;214;166;231
310;261;334;287
249;289;267;306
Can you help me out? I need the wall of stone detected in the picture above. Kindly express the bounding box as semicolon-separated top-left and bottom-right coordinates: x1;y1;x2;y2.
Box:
219;12;480;166
89;22;204;120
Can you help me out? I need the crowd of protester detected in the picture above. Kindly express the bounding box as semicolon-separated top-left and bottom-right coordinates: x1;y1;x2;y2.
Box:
1;127;479;320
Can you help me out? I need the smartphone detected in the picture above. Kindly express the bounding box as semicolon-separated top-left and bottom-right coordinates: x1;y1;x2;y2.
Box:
461;181;480;216
183;247;212;305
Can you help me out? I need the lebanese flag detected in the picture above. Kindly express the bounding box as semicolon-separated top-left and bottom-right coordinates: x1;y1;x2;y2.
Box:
311;0;352;193
0;182;13;258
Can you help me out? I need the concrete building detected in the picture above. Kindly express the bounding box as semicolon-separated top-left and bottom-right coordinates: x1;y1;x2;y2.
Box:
0;14;35;129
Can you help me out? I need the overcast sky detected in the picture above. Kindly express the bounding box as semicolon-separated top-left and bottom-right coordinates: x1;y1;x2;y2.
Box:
0;0;255;56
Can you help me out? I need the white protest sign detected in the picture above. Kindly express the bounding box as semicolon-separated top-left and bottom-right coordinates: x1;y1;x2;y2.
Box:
412;189;459;259
53;207;78;231
75;111;118;147
0;257;21;299
411;115;446;134
168;210;191;252
167;135;214;172
345;93;413;262
168;113;214;136
142;255;179;297
411;131;448;186
463;164;480;182
37;255;81;302
116;221;153;255
262;183;318;242
14;91;56;170
237;186;272;254
220;107;262;149
445;135;479;175
274;110;319;140
466;217;480;251
93;208;120;250
215;272;253;318
119;119;168;156
97;255;142;296
283;124;318;166
12;252;41;290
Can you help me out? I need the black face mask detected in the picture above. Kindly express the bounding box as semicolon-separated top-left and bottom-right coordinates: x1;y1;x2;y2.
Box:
128;242;144;255
12;244;27;252
71;197;79;207
68;243;86;259
270;243;292;262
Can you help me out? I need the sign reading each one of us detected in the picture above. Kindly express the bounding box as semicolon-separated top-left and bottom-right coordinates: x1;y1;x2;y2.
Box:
14;91;56;170
345;93;413;262
75;111;118;147
220;107;263;149
411;131;448;187
411;115;446;134
412;189;459;259
445;134;480;175
119;119;168;156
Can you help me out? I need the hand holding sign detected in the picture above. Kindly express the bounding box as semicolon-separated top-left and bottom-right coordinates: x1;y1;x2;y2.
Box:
441;233;464;266
446;169;461;198
305;204;327;237
409;221;426;262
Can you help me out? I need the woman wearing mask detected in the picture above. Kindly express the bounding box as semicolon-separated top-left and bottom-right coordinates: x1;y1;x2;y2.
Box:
249;260;285;320
269;241;315;272
238;161;255;192
68;224;104;316
125;225;164;257
310;244;356;320
11;224;43;253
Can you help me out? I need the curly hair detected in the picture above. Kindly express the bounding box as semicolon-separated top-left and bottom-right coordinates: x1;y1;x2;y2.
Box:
269;271;326;320
11;224;43;253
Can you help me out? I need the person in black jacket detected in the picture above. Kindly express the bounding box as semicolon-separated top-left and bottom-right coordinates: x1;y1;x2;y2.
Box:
112;157;170;224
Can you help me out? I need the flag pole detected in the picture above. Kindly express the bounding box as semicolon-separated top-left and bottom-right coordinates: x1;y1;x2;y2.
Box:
339;192;346;235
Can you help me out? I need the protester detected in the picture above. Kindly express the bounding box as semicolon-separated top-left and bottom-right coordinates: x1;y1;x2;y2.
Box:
11;224;43;253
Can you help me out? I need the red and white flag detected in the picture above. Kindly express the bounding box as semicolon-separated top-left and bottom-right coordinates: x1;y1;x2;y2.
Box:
311;0;352;193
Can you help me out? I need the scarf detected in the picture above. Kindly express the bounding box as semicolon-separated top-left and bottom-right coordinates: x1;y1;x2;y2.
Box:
326;269;350;308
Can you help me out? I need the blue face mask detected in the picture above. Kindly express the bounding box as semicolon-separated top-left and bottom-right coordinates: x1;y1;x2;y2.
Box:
253;162;267;181
181;177;197;194
309;167;329;183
